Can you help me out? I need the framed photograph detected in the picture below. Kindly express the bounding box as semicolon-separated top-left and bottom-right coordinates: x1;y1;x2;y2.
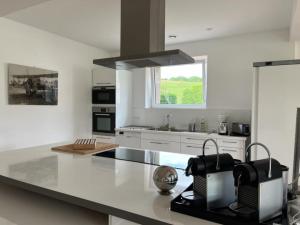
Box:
8;64;58;105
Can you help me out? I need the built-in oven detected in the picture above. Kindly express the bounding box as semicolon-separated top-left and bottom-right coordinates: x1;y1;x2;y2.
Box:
92;107;115;134
92;86;115;105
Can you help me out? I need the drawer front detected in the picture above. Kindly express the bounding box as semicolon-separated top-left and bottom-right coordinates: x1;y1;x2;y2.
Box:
141;139;180;153
220;147;241;160
217;139;242;148
181;143;217;156
94;135;116;144
141;133;180;142
181;136;215;146
116;136;141;149
117;131;141;138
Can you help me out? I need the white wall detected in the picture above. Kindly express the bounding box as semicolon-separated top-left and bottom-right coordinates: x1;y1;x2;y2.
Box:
0;18;109;151
116;70;133;128
130;30;295;130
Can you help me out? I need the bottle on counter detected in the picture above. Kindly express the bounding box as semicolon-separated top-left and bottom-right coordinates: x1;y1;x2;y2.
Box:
188;120;196;132
200;118;208;133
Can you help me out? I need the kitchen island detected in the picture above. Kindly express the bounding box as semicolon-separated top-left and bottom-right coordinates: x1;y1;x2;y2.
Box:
0;143;216;225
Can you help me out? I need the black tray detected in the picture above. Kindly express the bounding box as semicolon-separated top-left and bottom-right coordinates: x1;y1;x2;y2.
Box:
170;185;288;225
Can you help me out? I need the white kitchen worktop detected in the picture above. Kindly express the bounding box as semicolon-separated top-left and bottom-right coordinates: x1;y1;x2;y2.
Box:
0;143;217;225
115;128;248;141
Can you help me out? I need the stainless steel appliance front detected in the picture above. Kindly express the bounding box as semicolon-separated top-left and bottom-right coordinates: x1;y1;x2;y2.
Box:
92;86;115;105
92;107;115;134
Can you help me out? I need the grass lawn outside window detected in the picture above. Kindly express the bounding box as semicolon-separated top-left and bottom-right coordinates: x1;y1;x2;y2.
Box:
152;56;207;109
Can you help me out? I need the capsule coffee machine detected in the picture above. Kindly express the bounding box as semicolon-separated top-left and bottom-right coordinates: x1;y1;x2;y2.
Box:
185;139;236;210
230;143;284;222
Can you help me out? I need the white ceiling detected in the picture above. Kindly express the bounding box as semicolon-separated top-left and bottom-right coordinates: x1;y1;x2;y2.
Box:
0;0;51;16
4;0;293;52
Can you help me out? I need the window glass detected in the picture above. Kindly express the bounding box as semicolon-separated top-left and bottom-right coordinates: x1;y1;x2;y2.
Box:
153;57;207;108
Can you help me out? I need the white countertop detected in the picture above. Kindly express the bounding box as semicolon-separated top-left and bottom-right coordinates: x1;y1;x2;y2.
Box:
115;127;248;141
0;143;217;225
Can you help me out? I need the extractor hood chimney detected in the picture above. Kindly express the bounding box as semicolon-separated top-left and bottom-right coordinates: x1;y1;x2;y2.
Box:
93;0;195;70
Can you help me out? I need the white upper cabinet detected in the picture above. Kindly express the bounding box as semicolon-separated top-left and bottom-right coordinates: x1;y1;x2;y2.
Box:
92;67;116;86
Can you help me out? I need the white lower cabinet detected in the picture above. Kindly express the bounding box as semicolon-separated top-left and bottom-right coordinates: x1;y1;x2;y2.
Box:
109;216;139;225
116;131;141;149
116;130;247;160
94;135;116;144
141;139;180;153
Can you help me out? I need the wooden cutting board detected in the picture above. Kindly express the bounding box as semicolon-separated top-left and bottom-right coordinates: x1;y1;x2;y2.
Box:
51;142;119;155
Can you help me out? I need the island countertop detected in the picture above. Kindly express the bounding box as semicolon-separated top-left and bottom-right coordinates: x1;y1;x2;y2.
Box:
0;143;217;225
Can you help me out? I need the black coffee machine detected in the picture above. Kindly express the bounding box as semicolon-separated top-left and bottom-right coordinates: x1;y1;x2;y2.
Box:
185;139;237;210
229;143;285;222
171;142;289;225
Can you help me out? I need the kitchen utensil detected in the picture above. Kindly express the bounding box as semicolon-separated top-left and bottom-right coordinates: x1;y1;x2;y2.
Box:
231;123;250;136
218;122;228;135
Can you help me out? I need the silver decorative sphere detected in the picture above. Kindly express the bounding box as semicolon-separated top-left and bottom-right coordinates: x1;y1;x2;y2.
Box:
153;165;178;194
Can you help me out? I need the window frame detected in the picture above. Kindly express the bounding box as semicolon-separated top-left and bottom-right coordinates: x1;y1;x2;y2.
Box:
151;56;207;109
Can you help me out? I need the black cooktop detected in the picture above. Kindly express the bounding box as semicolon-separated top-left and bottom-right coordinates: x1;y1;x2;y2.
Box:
93;148;192;170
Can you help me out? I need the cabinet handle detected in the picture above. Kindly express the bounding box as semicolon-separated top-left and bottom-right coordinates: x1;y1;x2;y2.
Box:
186;146;211;149
96;82;111;84
222;141;238;144
186;145;202;149
150;141;168;145
186;138;204;141
222;149;237;152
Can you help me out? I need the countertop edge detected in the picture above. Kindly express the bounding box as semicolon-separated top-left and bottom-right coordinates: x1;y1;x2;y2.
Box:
0;175;172;225
115;128;248;140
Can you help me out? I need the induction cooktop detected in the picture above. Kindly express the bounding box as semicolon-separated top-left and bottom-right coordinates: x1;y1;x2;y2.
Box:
93;148;192;170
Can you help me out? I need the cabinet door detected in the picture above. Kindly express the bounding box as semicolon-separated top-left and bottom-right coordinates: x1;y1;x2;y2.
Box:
141;139;180;153
116;132;141;149
255;65;300;182
92;67;116;86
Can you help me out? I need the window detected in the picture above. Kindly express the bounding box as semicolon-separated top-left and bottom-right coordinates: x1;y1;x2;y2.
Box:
151;56;207;108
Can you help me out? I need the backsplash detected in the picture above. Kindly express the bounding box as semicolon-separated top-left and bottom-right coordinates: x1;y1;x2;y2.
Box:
131;107;251;132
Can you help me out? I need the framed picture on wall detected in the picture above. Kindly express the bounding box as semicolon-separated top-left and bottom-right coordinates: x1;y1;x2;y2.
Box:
8;63;58;105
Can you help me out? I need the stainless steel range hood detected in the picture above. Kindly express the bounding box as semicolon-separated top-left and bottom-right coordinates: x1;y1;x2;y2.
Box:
93;0;194;70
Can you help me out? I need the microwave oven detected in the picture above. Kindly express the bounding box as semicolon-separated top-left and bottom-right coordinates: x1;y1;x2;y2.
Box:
92;86;115;105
